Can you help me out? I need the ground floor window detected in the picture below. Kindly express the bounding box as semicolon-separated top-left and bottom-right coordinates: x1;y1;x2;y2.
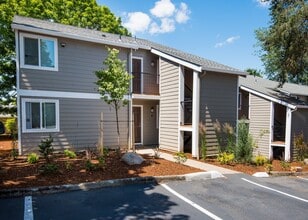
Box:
22;98;59;132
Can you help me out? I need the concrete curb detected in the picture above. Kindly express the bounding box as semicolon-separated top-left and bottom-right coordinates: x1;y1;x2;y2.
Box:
0;171;223;198
269;171;308;177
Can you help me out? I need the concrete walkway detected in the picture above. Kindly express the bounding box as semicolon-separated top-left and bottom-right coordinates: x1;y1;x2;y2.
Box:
136;148;240;175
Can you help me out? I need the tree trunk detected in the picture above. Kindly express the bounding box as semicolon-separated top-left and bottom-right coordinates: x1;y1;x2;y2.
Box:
115;104;120;147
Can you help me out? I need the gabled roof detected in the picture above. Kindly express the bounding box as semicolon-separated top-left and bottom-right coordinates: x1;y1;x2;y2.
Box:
12;15;246;76
239;75;308;108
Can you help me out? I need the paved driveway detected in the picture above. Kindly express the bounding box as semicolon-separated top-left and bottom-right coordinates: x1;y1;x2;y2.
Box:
1;174;307;219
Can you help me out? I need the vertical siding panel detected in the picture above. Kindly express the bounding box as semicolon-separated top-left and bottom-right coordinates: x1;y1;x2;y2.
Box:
291;109;308;160
199;72;238;155
159;58;179;151
249;94;271;157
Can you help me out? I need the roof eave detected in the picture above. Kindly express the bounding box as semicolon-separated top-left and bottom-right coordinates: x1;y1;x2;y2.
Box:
12;23;141;50
202;67;247;76
240;85;297;110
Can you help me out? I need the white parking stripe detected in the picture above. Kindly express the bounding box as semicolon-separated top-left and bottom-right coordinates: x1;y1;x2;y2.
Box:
24;196;33;220
161;183;223;220
297;176;308;181
242;178;308;203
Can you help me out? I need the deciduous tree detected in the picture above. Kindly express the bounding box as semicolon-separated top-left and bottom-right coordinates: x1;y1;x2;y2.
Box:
255;0;308;86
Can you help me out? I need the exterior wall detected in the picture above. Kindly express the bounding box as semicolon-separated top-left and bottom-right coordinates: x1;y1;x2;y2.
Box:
159;58;179;152
291;108;308;160
19;34;129;93
249;94;271;157
133;99;159;146
199;72;238;155
20;97;128;154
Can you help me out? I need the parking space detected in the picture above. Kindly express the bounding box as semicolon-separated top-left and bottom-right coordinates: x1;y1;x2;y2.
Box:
0;174;307;220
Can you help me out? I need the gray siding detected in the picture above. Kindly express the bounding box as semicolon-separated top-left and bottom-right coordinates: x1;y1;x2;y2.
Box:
249;94;271;157
159;58;179;151
20;35;129;93
291;108;308;160
20;97;128;154
133;99;159;146
200;72;238;155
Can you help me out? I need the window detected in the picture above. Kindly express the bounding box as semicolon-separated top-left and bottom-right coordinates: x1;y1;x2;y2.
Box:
20;33;58;71
22;99;59;132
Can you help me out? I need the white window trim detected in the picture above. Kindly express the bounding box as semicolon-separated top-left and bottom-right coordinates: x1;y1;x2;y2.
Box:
238;92;242;110
22;98;60;133
20;33;58;71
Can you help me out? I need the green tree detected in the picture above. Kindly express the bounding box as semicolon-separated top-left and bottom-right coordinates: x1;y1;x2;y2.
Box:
245;68;264;77
255;0;308;86
95;47;132;147
0;0;130;115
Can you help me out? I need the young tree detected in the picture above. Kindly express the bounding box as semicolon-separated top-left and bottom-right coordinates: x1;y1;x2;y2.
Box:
245;68;264;77
255;0;308;86
95;48;132;147
0;0;130;115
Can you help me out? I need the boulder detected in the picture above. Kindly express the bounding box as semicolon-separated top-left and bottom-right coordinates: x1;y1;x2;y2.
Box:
121;152;145;165
304;158;308;165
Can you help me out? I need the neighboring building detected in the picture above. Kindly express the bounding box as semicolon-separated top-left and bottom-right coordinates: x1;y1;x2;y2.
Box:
12;15;245;156
239;75;308;161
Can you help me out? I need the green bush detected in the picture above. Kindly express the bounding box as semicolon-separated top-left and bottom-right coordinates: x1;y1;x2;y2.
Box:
5;118;17;138
253;154;268;166
38;135;54;162
199;123;207;160
64;149;76;159
40;163;58;174
217;152;234;165
280;160;290;170
174;152;187;164
85;160;97;171
27;153;39;164
294;132;308;161
235;120;253;163
264;163;273;174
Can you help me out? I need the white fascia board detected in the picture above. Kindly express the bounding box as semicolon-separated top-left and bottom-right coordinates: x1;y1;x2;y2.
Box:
240;86;297;110
132;94;160;100
151;48;202;72
202;66;247;76
12;24;141;50
296;105;308;109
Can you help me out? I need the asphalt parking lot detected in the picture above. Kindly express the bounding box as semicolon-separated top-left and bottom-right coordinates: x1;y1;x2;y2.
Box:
0;174;307;220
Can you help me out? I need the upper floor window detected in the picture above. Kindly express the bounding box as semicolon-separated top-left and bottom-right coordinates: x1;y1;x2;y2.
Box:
20;33;58;71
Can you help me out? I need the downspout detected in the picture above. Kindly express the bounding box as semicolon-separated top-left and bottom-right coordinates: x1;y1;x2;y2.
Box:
128;49;133;151
14;29;22;155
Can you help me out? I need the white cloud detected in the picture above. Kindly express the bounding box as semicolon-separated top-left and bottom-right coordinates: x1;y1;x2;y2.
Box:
150;18;175;34
123;12;151;34
255;0;270;7
215;36;240;48
175;2;190;23
150;0;176;18
123;0;190;35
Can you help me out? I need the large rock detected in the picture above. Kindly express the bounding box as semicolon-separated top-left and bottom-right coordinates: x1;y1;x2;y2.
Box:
121;152;145;165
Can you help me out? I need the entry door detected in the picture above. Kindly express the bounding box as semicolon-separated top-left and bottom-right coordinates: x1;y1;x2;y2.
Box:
132;58;142;94
133;106;142;144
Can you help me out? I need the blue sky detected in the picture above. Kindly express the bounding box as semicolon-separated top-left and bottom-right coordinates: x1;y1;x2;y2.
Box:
98;0;270;71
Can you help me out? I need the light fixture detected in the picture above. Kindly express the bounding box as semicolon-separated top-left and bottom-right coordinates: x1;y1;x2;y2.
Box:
150;107;154;113
60;42;66;47
150;61;155;67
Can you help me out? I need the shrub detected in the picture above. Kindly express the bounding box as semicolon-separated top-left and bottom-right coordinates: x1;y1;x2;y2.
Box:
38;135;54;162
27;153;39;164
294;132;308;161
174;152;187;164
85;160;97;171
40;163;58;174
280;160;290;170
64;149;76;159
199;123;207;160
235;120;253;163
5;118;17;138
217;152;234;165
253;154;268;166
213;120;235;153
264;163;273;174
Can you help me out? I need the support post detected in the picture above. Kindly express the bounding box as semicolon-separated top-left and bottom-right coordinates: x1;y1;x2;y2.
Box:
285;107;292;161
192;70;200;159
